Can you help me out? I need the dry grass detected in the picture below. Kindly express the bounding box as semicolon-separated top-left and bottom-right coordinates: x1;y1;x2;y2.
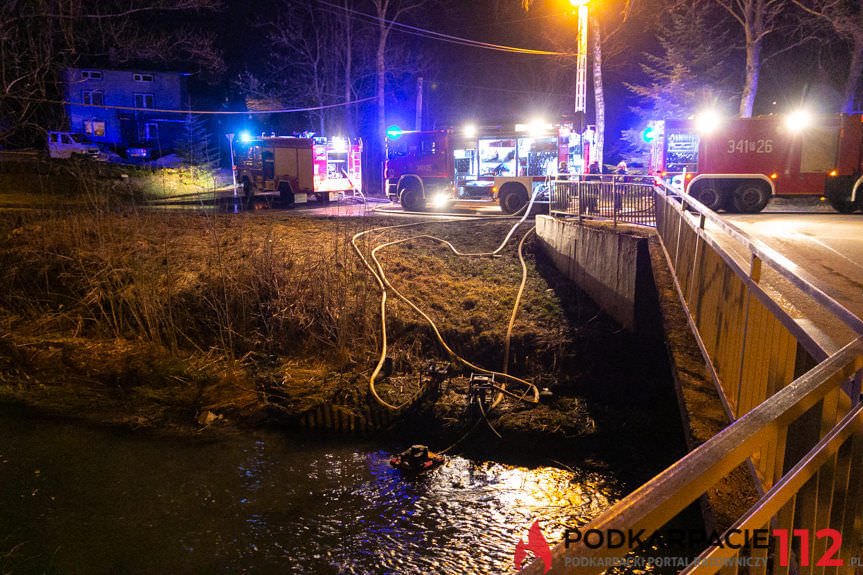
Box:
0;201;570;431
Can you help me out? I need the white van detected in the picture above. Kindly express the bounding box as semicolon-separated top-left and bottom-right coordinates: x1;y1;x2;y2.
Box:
47;132;101;159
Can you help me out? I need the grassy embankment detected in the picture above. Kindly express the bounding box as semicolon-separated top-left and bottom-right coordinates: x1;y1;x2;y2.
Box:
0;161;684;476
0;162;586;436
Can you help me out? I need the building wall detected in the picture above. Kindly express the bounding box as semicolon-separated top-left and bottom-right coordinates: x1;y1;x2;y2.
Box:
64;67;189;156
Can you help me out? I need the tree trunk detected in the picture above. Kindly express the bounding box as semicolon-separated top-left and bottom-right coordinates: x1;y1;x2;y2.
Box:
739;35;761;117
590;16;604;169
376;28;387;149
344;0;352;133
843;37;863;114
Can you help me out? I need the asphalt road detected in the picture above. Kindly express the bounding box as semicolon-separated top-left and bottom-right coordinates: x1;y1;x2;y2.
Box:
720;202;863;352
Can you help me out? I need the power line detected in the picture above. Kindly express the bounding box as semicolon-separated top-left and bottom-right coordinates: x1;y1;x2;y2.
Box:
312;0;575;57
13;95;377;115
429;79;572;98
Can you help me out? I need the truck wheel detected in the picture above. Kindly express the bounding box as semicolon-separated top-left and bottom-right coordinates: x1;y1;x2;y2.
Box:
399;181;425;211
499;183;529;214
689;182;724;211
826;183;857;214
731;181;770;213
278;182;295;208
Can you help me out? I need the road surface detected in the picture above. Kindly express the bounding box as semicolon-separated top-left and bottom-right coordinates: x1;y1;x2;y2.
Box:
719;206;863;352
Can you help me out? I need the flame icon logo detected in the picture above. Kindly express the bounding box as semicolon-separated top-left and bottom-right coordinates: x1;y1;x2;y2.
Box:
513;520;552;573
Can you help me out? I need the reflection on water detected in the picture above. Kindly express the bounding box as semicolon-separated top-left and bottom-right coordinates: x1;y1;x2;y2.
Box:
0;409;621;574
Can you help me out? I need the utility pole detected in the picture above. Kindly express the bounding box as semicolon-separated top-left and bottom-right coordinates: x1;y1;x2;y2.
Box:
415;76;424;131
574;2;588;116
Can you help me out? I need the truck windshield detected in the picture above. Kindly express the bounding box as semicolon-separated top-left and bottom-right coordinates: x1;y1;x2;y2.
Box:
517;136;557;176
479;138;516;176
665;129;699;173
69;134;87;144
387;139;408;160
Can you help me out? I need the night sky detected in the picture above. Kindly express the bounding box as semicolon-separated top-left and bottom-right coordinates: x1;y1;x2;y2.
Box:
204;0;855;163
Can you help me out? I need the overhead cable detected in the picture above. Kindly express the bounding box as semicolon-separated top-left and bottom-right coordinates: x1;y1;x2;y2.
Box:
313;0;575;56
13;95;376;115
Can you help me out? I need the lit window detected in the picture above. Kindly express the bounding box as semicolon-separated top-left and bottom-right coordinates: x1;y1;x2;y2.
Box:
84;121;106;137
82;90;103;106
81;70;102;80
133;73;154;82
134;93;154;109
138;123;158;141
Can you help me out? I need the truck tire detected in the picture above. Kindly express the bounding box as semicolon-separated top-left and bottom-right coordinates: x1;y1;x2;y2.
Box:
731;181;770;213
399;180;425;211
689;181;724;212
826;178;857;213
278;182;295;208
499;183;529;214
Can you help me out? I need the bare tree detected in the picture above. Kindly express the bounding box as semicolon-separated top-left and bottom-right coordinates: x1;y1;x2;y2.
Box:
710;0;787;117
0;0;223;146
368;0;427;149
268;5;340;134
793;0;863;112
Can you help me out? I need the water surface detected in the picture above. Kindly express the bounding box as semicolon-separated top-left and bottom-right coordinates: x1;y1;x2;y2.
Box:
0;409;620;574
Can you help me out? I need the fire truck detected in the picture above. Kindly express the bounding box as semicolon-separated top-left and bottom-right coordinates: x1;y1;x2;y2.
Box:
385;121;586;213
650;113;863;213
235;135;362;206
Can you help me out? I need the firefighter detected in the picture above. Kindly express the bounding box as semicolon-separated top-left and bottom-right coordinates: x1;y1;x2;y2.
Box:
614;161;628;211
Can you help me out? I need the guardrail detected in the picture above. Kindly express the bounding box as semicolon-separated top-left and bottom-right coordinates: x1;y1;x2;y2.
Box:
550;175;656;226
522;337;863;574
524;183;863;574
654;184;863;421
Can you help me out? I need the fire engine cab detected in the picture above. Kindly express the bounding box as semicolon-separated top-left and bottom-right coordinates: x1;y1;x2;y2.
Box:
650;113;863;213
235;135;362;206
385;121;587;214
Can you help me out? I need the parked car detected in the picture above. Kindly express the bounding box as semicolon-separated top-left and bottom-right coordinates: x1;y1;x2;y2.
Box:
47;131;101;160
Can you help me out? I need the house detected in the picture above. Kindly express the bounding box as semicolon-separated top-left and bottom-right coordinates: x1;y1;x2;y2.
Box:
63;67;190;158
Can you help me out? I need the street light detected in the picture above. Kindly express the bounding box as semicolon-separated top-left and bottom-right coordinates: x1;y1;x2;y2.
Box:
570;0;590;117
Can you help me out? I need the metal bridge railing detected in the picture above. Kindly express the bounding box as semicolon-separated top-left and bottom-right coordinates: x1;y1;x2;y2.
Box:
550;175;656;227
524;183;863;574
523;337;863;575
654;184;863;422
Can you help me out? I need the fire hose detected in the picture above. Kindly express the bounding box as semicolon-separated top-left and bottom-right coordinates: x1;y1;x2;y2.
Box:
351;186;545;411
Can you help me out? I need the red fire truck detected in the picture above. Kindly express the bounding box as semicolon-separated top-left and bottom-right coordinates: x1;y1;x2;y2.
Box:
650;113;863;213
385;122;586;213
236;135;362;206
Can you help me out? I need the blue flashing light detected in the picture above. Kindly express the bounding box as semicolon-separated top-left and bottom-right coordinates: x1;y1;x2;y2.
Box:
239;131;252;143
386;125;403;139
641;126;656;143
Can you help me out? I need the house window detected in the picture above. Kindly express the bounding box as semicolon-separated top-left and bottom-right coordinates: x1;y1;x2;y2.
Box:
82;90;103;106
84;120;106;137
81;70;102;80
133;73;154;82
134;93;154;109
138;123;158;141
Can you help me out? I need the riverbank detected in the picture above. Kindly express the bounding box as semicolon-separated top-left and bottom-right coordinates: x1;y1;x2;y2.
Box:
0;203;683;478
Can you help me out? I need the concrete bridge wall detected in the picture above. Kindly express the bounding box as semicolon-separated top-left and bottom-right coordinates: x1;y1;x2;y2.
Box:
535;215;654;333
